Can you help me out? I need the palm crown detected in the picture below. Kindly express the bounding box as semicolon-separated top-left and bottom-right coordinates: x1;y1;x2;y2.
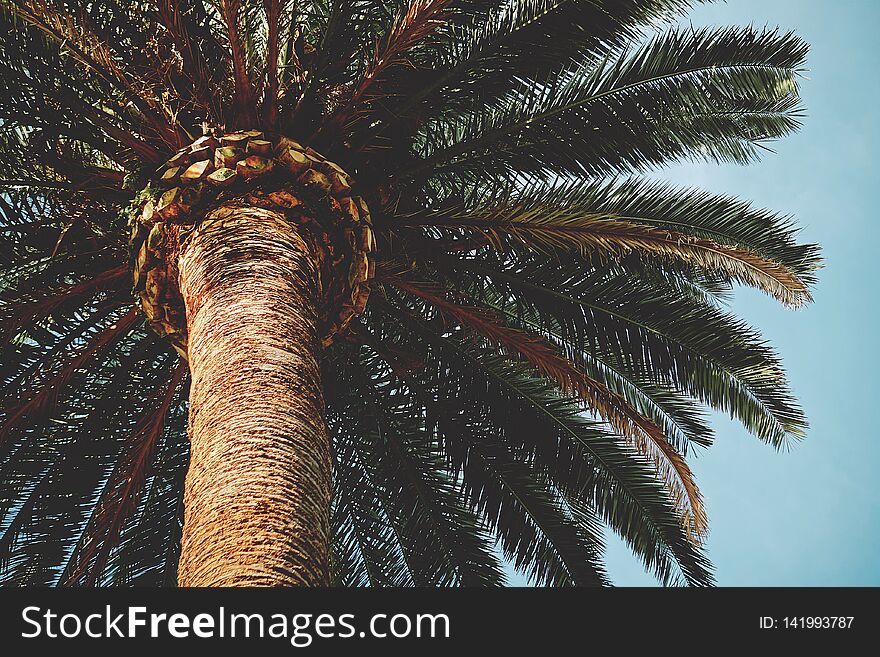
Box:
0;0;820;587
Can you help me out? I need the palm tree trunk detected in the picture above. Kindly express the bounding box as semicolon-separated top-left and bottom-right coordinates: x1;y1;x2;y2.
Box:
175;204;331;587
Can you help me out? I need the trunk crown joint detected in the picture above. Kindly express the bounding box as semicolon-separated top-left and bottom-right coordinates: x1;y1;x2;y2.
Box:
128;132;376;357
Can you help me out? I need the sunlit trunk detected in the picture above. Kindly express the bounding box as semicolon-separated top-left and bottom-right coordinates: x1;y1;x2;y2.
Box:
175;204;331;587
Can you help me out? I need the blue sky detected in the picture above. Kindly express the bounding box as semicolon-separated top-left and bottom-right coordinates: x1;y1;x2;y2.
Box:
599;0;880;586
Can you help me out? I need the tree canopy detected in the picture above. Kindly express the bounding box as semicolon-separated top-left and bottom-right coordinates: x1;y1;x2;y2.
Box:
0;0;820;586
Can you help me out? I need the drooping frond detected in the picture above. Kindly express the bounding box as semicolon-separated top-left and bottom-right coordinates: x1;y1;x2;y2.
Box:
354;321;609;585
1;265;128;341
437;259;717;454
0;327;180;585
396;175;818;306
0;308;140;450
374;298;713;585
62;362;186;586
327;341;508;586
383;273;708;538
330;413;420;586
443;254;808;446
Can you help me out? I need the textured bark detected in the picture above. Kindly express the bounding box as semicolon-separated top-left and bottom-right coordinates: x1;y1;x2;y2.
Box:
176;204;331;587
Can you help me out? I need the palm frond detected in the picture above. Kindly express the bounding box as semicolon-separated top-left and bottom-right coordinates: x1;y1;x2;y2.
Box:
409;26;806;182
357;0;703;149
156;0;226;123
444;254;808;445
318;0;452;137
62;361;186;586
398;174;820;305
400;212;812;307
2;0;183;147
0;329;175;585
376;298;713;585
353;321;609;585
335;343;508;586
1;265;128;341
220;0;260;127
0;307;140;450
384;273;707;538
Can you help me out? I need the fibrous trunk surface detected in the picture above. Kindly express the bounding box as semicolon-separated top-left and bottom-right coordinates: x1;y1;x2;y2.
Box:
176;205;331;587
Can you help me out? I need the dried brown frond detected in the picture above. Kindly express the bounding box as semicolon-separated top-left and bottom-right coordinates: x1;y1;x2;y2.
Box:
156;0;219;123
219;0;258;127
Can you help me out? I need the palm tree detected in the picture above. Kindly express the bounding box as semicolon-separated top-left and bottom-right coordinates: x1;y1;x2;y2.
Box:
0;0;820;587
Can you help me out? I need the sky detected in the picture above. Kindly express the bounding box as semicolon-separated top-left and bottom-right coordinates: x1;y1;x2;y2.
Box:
600;0;880;586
